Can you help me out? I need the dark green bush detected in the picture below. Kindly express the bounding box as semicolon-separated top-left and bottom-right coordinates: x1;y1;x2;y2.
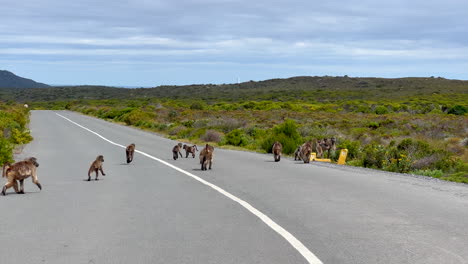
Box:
337;139;360;159
447;105;467;115
261;120;302;154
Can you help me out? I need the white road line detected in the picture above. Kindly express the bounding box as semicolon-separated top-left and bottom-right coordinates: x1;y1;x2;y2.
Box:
56;112;323;264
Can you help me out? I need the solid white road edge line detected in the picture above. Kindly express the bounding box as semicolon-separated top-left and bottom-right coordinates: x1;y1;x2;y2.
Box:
55;112;323;264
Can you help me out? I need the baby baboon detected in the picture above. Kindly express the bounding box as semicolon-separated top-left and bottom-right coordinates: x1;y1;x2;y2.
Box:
2;157;41;196
183;144;198;158
298;141;313;163
315;139;324;158
126;143;135;163
199;144;214;170
326;137;337;158
172;143;183;160
272;141;282;162
294;146;302;161
88;155;105;181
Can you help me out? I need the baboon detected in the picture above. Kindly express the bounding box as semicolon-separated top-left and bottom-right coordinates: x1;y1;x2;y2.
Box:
126;143;135;163
298;141;313;163
294;146;302;161
272;141;282;162
327;137;337;158
318;138;336;158
183;144;198;158
199;144;214;170
315;139;324;158
88;155;105;181
2;157;41;196
172;143;183;160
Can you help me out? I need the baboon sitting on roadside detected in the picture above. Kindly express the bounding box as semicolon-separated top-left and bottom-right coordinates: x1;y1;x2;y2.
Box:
318;138;336;158
88;155;105;181
272;141;282;162
315;139;324;158
172;143;183;160
2;157;41;196
126;143;135;163
183;144;198;158
199;144;214;170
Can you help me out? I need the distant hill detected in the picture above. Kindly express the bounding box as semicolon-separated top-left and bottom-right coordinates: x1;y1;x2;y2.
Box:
0;70;50;88
0;75;467;103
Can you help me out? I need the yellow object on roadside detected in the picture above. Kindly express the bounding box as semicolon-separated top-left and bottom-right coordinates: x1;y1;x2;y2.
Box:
310;153;316;161
337;149;348;165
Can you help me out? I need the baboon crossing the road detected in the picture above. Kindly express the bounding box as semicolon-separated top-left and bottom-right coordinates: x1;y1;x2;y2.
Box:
126;143;135;163
88;155;105;181
172;143;183;160
183;144;198;158
2;157;41;195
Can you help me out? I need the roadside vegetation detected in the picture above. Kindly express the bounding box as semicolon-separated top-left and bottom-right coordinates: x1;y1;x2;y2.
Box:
31;92;468;183
0;102;33;165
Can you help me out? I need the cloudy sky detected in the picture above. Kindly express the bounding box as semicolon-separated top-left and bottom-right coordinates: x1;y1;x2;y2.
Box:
1;0;467;86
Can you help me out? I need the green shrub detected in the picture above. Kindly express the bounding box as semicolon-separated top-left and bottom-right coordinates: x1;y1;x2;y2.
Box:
10;128;33;145
223;129;249;146
0;137;14;165
337;139;360;159
120;109;155;126
190;101;206;110
375;105;389;115
261;119;302;154
447;105;467;115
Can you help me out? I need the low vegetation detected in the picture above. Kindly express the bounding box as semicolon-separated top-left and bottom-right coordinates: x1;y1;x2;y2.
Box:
32;94;468;183
0;102;33;165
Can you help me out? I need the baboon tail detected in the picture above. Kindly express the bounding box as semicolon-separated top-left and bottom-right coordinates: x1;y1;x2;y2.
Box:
2;163;11;177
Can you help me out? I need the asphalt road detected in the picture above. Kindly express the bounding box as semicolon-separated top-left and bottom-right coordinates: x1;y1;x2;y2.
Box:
1;110;468;264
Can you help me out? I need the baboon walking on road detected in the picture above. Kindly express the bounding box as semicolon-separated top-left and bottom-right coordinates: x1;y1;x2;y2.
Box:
88;155;105;181
297;141;313;163
126;143;135;163
172;143;183;160
199;144;214;170
2;157;41;195
272;141;282;162
183;144;198;158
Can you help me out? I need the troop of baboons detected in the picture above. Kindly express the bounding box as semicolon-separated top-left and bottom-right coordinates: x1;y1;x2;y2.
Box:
288;137;337;163
173;143;214;170
2;136;333;195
